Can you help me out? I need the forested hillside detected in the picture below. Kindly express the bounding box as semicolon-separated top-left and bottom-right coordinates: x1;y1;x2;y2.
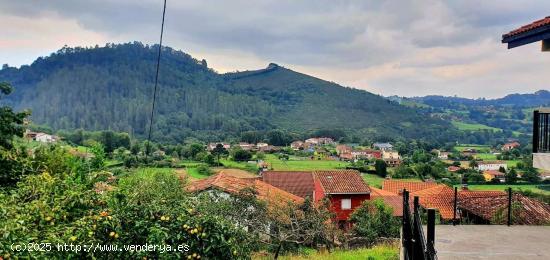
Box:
0;42;458;144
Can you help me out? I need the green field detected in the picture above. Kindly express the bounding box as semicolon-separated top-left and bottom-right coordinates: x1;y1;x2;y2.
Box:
220;159;259;172
254;244;398;260
454;144;492;153
362;174;385;188
458;184;550;195
131;167;210;180
452;121;502;132
264;154;349;171
474;153;497;160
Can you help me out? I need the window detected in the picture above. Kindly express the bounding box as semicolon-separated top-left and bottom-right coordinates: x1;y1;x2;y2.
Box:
341;198;351;210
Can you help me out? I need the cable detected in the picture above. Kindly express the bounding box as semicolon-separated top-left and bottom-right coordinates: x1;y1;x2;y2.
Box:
146;0;167;155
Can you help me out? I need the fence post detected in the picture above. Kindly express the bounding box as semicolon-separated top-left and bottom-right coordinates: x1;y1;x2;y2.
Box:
414;196;419;212
427;208;435;247
453;186;458;226
508;187;512;226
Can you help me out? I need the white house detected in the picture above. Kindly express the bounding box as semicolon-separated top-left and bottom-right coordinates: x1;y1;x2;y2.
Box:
34;133;58;143
373;142;393;151
475;161;508;171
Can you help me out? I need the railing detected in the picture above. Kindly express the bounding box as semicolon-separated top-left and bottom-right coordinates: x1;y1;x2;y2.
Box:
402;190;437;260
533;109;550;153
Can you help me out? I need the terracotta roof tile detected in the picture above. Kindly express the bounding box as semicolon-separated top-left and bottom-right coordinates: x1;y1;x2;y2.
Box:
261;171;315;198
382;179;438;194
370;187;403;217
313;170;370;194
503;16;550;38
188;173;304;206
459;194;550;225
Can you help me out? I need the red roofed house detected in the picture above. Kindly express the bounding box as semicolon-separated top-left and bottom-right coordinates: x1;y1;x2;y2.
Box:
502;141;520;151
447;166;461;172
262;170;371;229
370;187;404;217
188;173;304;209
313;170;371;229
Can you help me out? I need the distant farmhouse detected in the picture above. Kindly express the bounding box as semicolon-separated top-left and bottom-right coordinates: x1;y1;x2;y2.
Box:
502;141;520;151
25;130;59;143
475;161;507;171
373;142;393;151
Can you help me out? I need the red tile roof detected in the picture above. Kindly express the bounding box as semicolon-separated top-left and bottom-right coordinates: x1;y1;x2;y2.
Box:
261;171;315;198
382;179;438;194
313;170;370;194
503;16;550;38
459;193;550;225
370;187;404;217
188;173;304;206
447;166;461;172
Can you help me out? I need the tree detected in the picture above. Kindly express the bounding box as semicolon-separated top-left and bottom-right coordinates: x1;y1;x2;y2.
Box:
211;143;228;165
0;82;29;149
233;149;252;162
350;199;400;245
505;168;518;184
521;168;540;183
374;159;387;177
469;160;478;169
0;82;30;186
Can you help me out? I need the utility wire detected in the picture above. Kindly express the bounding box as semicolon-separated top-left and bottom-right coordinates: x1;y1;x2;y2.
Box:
146;0;167;155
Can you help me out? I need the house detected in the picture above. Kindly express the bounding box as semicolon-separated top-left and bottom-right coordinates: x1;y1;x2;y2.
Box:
351;149;381;160
262;170;371;229
335;144;352;155
258;145;278;152
373;142;393;151
290;141;304;150
502;18;550;170
381;180;507;222
382;150;401;167
207;142;230;151
482;170;505;182
475;161;507;171
370;187;404;217
238;142;255;151
447;166;461;173
459;193;550;225
34;132;59;143
256;142;269;149
502;142;520;151
305;137;334;146
188;173;304;208
339;153;354;161
437;151;450;160
312;170;371;229
261;171;315;198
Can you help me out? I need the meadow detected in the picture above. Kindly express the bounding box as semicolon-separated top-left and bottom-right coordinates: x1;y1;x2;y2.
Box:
263;154;350;171
458;184;550;195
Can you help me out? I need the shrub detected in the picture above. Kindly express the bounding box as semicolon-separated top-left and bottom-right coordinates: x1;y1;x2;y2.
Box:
350;199;400;245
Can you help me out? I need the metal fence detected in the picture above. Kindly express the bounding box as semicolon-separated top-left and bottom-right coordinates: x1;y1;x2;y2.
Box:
402;190;437;260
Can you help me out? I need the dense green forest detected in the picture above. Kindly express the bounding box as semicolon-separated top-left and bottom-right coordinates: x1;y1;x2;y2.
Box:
388;91;550;145
2;42;460;144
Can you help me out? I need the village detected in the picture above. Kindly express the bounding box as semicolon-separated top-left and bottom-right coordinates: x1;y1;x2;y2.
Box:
21;129;550;227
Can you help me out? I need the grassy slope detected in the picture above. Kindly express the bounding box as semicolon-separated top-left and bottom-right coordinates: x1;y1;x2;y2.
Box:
264;154;349;171
451;121;502;132
457;184;550;195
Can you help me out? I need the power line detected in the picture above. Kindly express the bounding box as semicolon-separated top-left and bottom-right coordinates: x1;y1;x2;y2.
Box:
146;0;167;151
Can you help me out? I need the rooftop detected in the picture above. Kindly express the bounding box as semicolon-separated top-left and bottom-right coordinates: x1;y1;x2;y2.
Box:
314;170;371;194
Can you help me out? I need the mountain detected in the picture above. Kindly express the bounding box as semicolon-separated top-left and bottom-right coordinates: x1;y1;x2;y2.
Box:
392;91;550;144
0;42;458;144
409;90;550;108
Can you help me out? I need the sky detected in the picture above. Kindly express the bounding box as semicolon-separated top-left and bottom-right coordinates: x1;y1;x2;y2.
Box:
1;0;549;98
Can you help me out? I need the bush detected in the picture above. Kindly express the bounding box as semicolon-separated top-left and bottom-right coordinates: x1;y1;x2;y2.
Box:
350;199;400;245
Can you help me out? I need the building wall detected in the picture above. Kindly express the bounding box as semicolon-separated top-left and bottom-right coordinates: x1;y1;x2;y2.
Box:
328;194;370;221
